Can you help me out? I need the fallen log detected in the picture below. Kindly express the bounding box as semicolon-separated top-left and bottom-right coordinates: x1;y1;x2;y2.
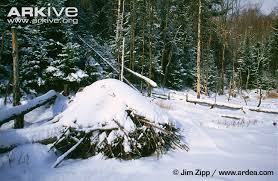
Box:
248;107;278;114
0;123;120;153
0;123;65;153
152;92;169;100
0;90;57;126
185;94;278;115
221;115;242;120
185;94;242;110
124;67;157;88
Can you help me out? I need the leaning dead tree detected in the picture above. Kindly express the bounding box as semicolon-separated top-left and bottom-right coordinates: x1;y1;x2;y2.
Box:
78;36;158;88
0;90;57;127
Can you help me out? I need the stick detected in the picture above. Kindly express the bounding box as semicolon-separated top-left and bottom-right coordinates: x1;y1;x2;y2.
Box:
221;115;241;120
75;127;118;132
48;127;70;152
52;136;85;168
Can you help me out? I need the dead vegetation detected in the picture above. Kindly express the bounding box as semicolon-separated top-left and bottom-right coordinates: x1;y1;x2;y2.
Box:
50;110;188;168
211;119;262;128
154;100;172;110
255;91;278;100
264;91;278;99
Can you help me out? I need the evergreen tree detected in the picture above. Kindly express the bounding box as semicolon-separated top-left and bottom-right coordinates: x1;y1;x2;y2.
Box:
45;42;88;94
269;19;278;91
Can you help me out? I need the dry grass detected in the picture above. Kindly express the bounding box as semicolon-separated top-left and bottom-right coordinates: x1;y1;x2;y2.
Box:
154;100;172;110
265;91;278;99
257;91;278;100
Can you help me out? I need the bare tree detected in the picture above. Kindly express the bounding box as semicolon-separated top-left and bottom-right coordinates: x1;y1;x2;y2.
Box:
129;0;136;70
196;0;202;99
115;0;122;64
11;27;24;129
121;37;125;81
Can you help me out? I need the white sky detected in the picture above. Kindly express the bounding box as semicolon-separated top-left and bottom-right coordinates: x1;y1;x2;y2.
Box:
245;0;278;14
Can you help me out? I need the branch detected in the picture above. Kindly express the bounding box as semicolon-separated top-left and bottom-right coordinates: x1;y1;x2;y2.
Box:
52;136;85;168
0;90;57;126
125;67;157;87
221;115;241;120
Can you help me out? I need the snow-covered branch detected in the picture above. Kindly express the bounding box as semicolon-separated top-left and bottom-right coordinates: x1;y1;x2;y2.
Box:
52;136;85;168
125;67;157;87
0;90;57;126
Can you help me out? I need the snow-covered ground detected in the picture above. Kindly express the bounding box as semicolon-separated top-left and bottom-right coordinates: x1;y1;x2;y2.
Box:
0;85;277;181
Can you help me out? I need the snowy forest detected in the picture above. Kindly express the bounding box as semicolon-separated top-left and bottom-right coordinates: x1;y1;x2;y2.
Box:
0;0;277;96
0;0;277;181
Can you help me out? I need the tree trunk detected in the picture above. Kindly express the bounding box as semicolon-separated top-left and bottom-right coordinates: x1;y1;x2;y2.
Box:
228;80;231;101
121;37;125;81
276;76;278;93
220;40;225;95
148;0;153;97
162;47;173;87
161;0;170;86
119;0;125;80
115;0;122;63
239;71;242;94
12;27;23;129
196;0;202;99
257;88;262;107
231;51;236;97
205;33;212;96
63;83;69;96
0;31;4;64
140;13;145;91
129;0;136;70
246;68;250;90
4;74;12;105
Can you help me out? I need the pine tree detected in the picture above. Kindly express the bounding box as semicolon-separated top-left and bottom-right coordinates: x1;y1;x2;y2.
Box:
45;42;88;95
269;19;278;91
18;25;49;93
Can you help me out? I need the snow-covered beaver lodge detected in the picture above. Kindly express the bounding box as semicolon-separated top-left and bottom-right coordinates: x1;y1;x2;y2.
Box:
52;79;187;162
0;79;187;167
